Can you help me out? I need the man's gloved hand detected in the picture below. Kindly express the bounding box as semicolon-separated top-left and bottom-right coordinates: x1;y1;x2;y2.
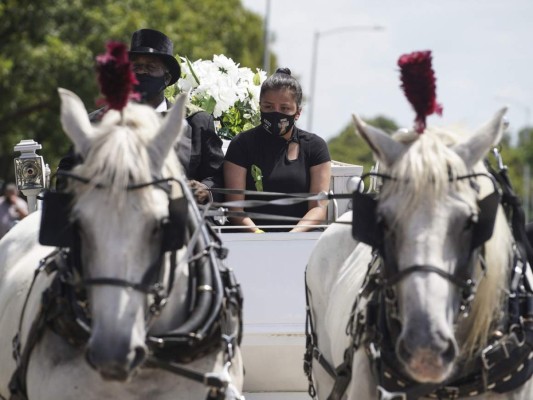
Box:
188;180;211;204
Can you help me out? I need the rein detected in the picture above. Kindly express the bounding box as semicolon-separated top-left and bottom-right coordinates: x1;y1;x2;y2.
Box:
207;187;352;226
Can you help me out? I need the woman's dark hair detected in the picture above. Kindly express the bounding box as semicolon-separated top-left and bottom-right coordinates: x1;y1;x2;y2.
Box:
260;67;303;109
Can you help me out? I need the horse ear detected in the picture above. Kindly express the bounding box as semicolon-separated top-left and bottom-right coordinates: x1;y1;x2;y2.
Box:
150;93;187;170
453;107;507;169
352;114;406;167
58;88;94;157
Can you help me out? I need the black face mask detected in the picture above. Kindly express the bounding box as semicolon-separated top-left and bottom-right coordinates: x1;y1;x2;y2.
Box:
134;74;167;102
261;111;297;136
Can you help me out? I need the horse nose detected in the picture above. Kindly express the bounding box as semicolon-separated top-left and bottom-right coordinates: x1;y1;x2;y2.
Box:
396;325;458;382
86;343;147;381
397;334;457;364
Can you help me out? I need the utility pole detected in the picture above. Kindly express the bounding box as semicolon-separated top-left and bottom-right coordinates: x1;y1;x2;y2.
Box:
263;0;271;74
307;25;384;133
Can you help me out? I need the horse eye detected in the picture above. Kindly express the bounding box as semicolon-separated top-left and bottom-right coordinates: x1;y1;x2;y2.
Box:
152;221;164;237
464;214;478;231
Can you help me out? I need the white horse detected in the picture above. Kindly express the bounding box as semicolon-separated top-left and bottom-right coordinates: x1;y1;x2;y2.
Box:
0;89;243;400
306;109;533;400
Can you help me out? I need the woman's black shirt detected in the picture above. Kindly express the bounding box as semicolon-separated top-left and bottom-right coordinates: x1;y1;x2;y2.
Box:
225;125;330;230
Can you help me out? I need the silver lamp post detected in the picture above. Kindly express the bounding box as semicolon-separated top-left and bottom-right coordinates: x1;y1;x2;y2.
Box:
307;25;385;133
13;139;48;213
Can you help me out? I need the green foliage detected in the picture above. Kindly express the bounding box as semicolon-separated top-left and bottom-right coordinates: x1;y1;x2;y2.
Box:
504;127;533;219
220;106;243;139
198;96;217;115
0;0;266;183
219;101;262;140
328;115;399;172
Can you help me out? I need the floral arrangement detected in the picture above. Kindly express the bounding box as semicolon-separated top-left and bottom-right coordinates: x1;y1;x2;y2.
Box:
167;54;267;139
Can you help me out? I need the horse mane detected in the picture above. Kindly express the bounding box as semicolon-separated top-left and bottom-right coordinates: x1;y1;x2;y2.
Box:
382;127;475;220
383;127;513;355
71;102;184;209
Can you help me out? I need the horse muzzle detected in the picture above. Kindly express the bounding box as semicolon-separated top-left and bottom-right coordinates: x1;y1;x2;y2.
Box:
396;321;458;383
86;339;148;381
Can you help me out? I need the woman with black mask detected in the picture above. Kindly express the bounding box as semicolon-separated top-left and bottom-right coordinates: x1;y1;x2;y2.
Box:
224;68;332;232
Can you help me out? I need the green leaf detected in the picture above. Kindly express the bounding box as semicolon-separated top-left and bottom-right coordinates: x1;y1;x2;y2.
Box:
242;121;255;131
253;71;261;86
251;164;263;192
165;84;177;101
217;126;233;140
175;52;183;78
185;57;201;85
199;95;216;114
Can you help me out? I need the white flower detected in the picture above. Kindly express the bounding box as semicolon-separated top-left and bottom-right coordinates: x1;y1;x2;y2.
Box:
213;54;240;75
173;55;267;138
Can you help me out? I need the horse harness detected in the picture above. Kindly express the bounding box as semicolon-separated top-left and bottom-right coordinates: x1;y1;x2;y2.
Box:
9;176;243;400
304;169;533;400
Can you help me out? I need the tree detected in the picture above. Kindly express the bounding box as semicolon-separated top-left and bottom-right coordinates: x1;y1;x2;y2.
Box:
505;127;533;219
0;0;266;183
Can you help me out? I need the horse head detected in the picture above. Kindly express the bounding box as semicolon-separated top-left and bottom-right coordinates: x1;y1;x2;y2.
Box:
58;88;188;381
352;108;509;383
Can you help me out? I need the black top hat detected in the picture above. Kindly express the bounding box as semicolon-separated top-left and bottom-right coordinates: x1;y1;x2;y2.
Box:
129;29;181;86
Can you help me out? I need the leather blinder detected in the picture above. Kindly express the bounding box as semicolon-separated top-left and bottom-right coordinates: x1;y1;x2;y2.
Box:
351;188;501;252
351;190;382;249
161;196;189;251
39;190;188;252
471;190;501;250
39;191;75;248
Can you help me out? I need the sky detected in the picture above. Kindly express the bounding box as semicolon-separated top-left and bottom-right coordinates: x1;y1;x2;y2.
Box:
241;0;532;145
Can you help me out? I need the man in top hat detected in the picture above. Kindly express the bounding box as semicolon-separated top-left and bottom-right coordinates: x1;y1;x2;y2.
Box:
129;29;224;203
58;28;224;204
128;28;182;108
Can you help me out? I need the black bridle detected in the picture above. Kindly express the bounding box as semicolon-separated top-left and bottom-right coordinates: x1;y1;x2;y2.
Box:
39;171;191;319
351;172;501;302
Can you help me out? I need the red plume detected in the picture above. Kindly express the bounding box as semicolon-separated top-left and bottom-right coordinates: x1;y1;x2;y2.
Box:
96;41;140;111
398;50;442;134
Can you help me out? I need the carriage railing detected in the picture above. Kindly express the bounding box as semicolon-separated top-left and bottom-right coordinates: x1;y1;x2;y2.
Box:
209;161;364;232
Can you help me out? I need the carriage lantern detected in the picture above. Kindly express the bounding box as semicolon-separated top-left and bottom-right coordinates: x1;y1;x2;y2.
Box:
13;139;47;213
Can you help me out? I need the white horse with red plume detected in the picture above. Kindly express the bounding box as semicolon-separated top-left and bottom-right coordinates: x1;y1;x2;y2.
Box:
305;51;533;399
0;42;243;400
